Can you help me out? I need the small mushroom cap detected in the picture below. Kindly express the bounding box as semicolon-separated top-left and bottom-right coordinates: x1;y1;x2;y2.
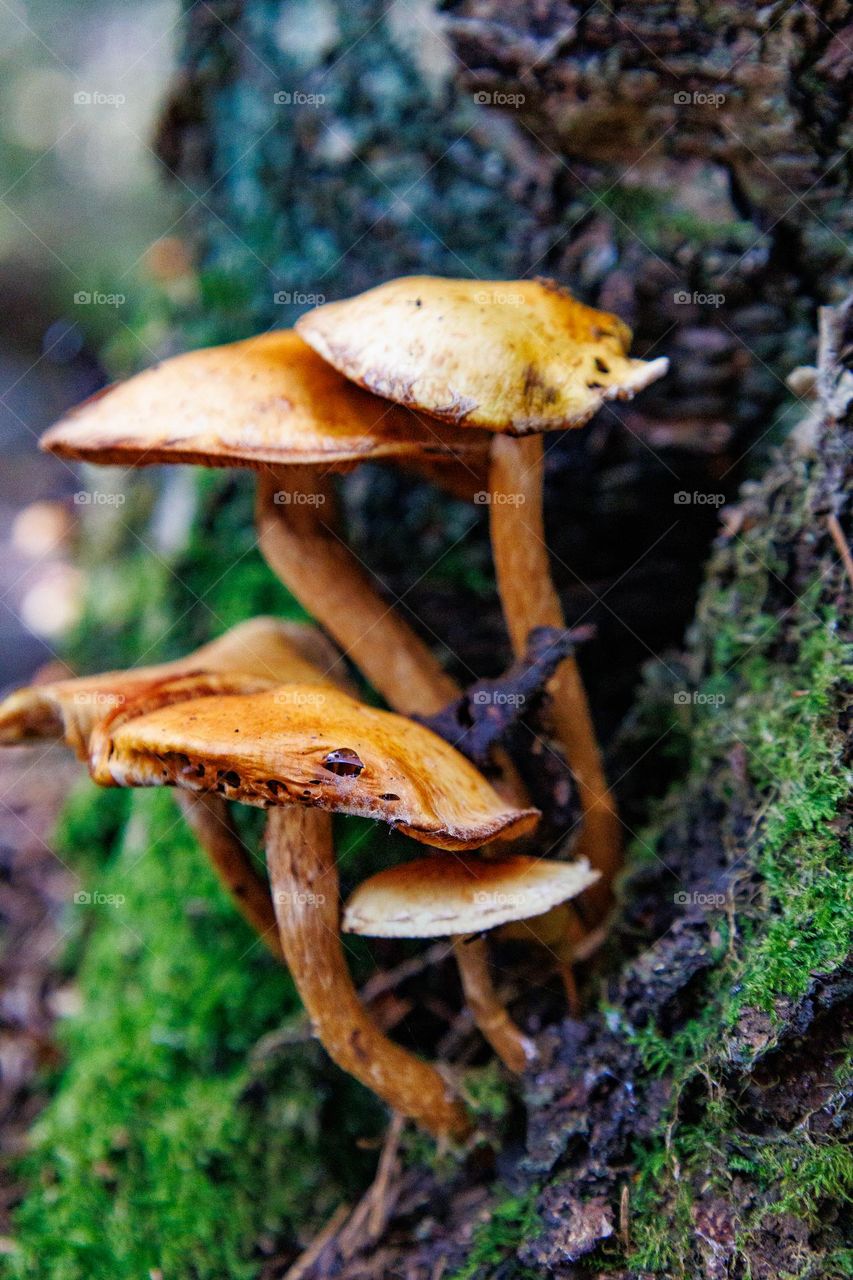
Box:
90;686;539;850
297;276;669;433
0;617;343;757
342;853;600;937
41;330;489;470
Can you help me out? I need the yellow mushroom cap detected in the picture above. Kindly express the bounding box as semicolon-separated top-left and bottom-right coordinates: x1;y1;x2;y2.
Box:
0;617;343;758
40;330;489;470
89;685;540;851
342;853;600;937
297;276;669;433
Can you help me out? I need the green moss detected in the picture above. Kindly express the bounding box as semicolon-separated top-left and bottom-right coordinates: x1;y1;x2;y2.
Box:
622;566;851;1274
446;1186;541;1280
9;788;382;1280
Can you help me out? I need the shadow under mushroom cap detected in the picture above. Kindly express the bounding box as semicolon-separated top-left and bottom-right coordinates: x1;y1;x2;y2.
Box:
90;686;540;851
40;330;489;470
296;276;669;433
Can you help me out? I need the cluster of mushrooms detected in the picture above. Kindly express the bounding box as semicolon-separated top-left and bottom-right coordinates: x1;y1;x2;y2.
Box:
1;277;667;1138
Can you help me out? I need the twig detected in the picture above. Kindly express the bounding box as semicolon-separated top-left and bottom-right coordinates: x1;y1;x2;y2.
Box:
359;941;452;1004
338;1112;405;1257
619;1183;631;1253
283;1203;350;1280
367;1111;405;1237
827;513;853;589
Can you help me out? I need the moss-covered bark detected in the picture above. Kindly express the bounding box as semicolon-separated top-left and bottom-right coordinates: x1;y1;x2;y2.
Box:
263;299;852;1280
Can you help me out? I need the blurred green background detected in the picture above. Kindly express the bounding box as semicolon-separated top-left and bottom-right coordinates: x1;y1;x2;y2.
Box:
0;0;180;688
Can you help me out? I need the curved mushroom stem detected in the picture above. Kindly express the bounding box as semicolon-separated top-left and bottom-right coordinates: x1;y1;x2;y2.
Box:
256;465;456;717
257;462;537;1072
176;792;284;963
489;433;621;923
452;935;537;1071
266;805;471;1139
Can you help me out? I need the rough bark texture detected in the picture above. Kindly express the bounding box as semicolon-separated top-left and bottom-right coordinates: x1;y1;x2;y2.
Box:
149;4;851;1276
155;0;850;729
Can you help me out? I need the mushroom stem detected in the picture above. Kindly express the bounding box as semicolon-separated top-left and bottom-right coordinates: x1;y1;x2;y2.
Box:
266;805;471;1139
176;792;284;962
257;464;538;1072
256;466;456;717
452;936;537;1071
489;433;621;921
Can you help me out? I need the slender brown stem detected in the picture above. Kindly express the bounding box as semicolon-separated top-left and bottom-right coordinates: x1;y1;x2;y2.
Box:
256;463;537;1071
266;806;471;1138
489;433;621;922
256;466;456;717
452;935;537;1071
177;791;284;962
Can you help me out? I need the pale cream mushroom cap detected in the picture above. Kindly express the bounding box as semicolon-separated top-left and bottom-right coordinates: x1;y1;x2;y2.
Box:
342;853;600;937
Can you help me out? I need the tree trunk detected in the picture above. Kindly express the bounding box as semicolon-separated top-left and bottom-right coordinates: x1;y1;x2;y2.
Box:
153;5;852;1274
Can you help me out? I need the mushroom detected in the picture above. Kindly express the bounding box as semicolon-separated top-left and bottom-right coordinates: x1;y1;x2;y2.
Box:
0;617;345;957
87;682;541;1136
343;853;599;1071
342;853;599;938
0;615;342;756
296;276;670;919
39;326;538;1067
40;328;487;718
88;684;538;849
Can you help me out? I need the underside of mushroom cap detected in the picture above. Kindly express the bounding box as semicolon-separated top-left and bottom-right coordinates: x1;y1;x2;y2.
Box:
0;616;344;758
342;853;600;937
40;330;490;469
297;276;669;433
90;685;540;850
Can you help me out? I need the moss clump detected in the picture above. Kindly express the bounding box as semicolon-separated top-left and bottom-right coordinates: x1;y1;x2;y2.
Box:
9;788;383;1280
620;430;852;1273
447;1186;542;1280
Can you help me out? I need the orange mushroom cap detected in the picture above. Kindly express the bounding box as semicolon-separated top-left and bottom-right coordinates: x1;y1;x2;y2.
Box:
89;685;540;850
40;330;488;470
297;276;669;433
0;617;343;758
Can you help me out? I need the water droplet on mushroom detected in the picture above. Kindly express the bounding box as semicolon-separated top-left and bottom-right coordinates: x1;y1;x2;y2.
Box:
322;748;364;777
